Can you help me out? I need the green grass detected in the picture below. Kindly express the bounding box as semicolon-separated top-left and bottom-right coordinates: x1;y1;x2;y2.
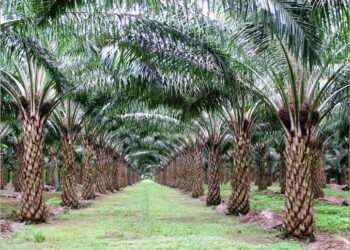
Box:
219;183;350;233
0;181;302;250
324;188;350;198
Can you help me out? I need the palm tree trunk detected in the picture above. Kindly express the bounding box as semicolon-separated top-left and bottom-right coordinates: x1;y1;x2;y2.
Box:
127;167;132;186
105;155;114;192
257;163;268;191
121;166;127;188
266;156;273;186
118;165;123;189
96;149;107;194
161;170;166;185
192;149;204;198
180;161;185;189
255;164;265;190
49;150;57;188
311;151;325;198
123;167;127;187
122;166;127;188
320;153;327;188
106;166;114;191
13;166;22;192
167;164;172;187
280;154;286;194
227;137;250;215
81;141;95;200
0;163;7;189
204;170;208;185
113;159;120;191
185;155;193;192
340;163;349;186
17;118;47;222
174;162;180;188
253;166;258;185
206;147;221;206
61;140;80;208
282;136;314;239
13;141;24;192
311;164;325;198
75;165;82;185
171;164;176;188
80;164;84;184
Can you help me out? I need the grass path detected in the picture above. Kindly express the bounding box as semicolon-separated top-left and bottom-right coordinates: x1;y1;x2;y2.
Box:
1;181;301;250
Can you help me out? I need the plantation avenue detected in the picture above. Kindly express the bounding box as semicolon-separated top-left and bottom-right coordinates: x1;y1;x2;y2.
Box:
1;1;349;249
0;181;302;250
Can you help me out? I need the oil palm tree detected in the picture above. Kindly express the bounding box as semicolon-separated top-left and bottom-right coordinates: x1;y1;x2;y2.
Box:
94;131;113;194
48;147;58;187
221;100;260;215
43;121;62;189
51;100;83;208
308;129;327;198
195;112;229;206
105;146;116;192
185;134;204;198
239;44;349;239
0;57;61;222
254;144;270;191
80;121;98;200
248;113;283;192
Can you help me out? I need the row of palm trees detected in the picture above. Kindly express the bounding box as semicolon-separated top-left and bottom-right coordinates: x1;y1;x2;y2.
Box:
0;56;140;222
155;86;348;241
